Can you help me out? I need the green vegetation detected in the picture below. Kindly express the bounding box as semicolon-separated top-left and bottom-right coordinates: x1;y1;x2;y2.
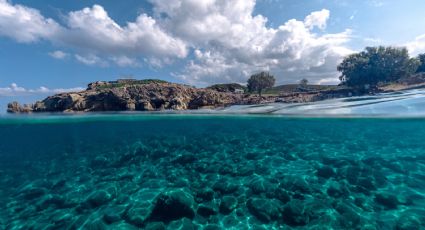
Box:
130;79;168;84
247;71;276;96
207;83;246;93
97;79;169;89
263;84;338;95
337;46;419;89
299;78;308;86
416;53;425;73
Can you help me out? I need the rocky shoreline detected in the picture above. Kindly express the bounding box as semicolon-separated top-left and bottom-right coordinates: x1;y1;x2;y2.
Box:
5;80;366;113
7;78;425;113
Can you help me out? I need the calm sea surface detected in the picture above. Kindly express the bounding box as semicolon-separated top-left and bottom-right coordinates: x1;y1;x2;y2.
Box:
0;114;424;229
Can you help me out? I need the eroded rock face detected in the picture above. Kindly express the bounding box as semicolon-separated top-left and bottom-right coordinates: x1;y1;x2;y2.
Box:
7;102;33;113
7;82;243;113
7;81;374;113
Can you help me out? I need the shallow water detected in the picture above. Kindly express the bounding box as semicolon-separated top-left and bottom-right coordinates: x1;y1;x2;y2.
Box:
220;89;425;116
1;115;425;229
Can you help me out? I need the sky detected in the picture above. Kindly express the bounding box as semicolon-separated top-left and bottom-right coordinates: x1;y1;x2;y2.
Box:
1;0;425;110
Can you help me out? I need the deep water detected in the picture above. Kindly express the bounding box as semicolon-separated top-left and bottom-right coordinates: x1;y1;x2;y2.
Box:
1;115;425;229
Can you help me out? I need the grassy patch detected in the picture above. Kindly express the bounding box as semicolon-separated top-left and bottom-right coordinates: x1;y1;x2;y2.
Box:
96;79;169;89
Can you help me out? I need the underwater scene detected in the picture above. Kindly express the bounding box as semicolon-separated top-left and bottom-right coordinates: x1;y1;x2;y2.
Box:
0;114;425;230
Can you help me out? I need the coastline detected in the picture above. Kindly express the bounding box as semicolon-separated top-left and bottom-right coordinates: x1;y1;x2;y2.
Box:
6;76;425;114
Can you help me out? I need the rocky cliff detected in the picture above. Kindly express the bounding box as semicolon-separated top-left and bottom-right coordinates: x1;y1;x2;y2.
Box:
7;82;244;113
7;79;380;113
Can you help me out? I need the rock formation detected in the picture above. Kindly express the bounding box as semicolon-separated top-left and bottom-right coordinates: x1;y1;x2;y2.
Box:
6;79;377;113
7;81;244;113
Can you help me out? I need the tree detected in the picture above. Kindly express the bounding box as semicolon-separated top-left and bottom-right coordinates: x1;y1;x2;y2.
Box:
338;46;420;89
247;71;276;96
416;53;425;73
299;78;308;86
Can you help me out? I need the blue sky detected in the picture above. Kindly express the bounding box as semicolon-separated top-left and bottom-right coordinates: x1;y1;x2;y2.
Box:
1;0;425;111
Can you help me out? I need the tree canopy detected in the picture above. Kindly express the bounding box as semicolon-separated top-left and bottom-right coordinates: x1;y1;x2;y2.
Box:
299;78;308;86
416;53;425;73
338;46;419;88
247;71;276;96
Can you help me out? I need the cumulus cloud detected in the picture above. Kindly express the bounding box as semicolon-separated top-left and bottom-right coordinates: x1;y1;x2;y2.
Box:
304;9;330;30
63;5;187;59
150;0;352;85
48;50;68;59
0;0;355;85
0;1;186;66
0;0;61;42
0;83;84;96
405;34;425;55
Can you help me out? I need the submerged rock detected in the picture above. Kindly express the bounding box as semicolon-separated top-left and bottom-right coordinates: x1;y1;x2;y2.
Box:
246;198;281;223
166;218;196;230
124;205;153;227
195;188;215;202
327;181;350;198
335;202;362;229
145;222;166;230
85;190;113;208
103;206;125;224
150;189;195;222
219;196;238;214
374;192;400;209
172;153;197;165
248;177;276;195
203;224;221;230
123;190;160;227
39;194;70;209
20;187;46;200
212;179;240;194
316;166;336;178
197;202;218;217
282;176;312;194
395;213;423;230
281;199;310;226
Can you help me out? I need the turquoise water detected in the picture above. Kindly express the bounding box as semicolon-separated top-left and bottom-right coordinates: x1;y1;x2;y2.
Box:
1;114;425;229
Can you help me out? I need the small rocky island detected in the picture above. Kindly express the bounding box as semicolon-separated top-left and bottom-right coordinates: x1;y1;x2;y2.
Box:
6;78;359;113
7;76;425;113
7;79;243;113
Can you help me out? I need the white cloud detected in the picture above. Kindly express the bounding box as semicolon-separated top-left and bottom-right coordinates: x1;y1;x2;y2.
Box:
48;50;68;59
75;54;108;66
317;77;340;85
152;0;352;85
405;34;425;55
304;9;330;30
0;83;84;96
0;0;60;43
63;5;187;59
110;56;140;67
0;1;187;66
0;0;355;85
363;37;382;43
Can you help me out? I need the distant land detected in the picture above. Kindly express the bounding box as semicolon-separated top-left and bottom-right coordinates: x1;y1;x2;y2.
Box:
7;46;425;113
7;74;425;113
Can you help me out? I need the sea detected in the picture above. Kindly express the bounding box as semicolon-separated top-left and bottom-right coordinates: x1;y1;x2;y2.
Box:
1;90;425;229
